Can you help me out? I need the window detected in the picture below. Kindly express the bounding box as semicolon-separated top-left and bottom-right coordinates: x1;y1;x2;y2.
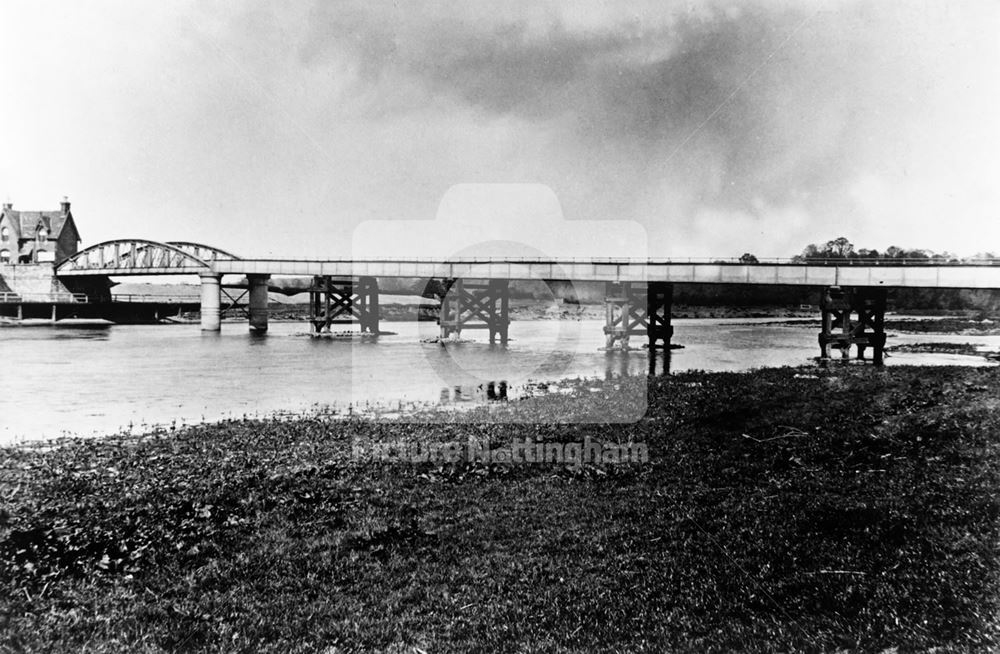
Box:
0;226;8;241
0;249;9;263
36;249;54;262
38;228;48;240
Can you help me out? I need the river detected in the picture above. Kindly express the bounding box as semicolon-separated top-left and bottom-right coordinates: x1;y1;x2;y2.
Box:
2;317;997;444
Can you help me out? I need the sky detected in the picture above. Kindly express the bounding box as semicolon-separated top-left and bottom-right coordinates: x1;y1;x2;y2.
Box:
1;0;998;259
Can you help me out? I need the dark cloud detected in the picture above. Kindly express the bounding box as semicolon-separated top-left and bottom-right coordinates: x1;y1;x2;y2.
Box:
295;3;929;212
252;0;996;254
3;1;993;258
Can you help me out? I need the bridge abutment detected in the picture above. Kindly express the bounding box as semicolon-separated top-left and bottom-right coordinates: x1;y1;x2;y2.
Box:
199;273;222;331
603;282;673;350
818;286;887;365
248;274;270;333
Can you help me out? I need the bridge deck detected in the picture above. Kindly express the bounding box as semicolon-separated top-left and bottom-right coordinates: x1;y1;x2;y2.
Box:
212;259;1000;289
56;256;1000;289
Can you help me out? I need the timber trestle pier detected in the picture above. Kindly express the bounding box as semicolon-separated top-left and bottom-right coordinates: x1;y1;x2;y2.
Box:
437;279;511;344
818;286;888;365
602;282;674;350
309;276;380;335
53;240;1000;366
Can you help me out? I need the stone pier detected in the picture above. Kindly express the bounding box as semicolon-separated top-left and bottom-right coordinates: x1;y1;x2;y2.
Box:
248;274;270;333
199;272;222;331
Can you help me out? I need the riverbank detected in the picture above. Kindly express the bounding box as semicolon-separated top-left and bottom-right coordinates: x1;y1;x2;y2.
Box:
886;342;1000;361
2;366;999;651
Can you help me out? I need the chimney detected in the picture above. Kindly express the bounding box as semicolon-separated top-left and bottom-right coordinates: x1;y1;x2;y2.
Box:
2;200;10;211
60;196;70;214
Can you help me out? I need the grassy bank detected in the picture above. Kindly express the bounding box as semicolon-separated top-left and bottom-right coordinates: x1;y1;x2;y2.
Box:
2;366;1000;652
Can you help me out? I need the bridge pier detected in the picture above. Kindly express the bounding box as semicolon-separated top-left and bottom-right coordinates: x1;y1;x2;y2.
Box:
248;274;270;333
603;282;673;350
819;286;887;365
438;279;510;343
309;276;380;334
199;273;222;331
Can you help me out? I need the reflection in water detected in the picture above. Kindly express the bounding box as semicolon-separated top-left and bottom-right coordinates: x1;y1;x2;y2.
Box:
648;349;671;377
603;351;629;381
436;380;509;404
602;349;672;380
486;380;508;401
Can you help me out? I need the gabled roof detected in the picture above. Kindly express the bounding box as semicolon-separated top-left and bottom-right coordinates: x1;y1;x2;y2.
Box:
0;208;76;241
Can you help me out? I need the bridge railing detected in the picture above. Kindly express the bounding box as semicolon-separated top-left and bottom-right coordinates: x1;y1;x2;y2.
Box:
110;294;201;303
0;292;89;303
218;256;1000;266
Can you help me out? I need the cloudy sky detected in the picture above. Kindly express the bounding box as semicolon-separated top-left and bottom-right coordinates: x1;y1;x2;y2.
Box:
1;1;997;259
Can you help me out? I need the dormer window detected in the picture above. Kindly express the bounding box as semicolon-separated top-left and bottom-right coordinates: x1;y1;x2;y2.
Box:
38;228;48;240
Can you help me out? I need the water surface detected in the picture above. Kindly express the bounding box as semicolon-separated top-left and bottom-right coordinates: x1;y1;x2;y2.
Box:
1;318;996;443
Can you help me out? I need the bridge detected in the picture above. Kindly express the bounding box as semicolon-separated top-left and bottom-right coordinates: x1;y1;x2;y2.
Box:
54;238;1000;365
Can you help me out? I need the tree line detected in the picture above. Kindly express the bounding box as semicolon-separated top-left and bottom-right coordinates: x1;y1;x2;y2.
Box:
736;237;998;312
789;236;994;263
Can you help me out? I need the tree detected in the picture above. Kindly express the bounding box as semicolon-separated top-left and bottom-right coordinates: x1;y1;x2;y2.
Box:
796;244;820;261
798;237;855;260
825;237;855;258
885;247;931;260
794;239;967;262
739;253;759;264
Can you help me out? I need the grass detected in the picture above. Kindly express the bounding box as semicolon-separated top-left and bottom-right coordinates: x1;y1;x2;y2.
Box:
2;366;1000;652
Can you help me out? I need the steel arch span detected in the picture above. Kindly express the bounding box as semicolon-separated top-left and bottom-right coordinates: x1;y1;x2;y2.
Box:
166;242;241;262
56;239;233;276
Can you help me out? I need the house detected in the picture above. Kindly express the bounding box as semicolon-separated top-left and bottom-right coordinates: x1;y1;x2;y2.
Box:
0;198;81;264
